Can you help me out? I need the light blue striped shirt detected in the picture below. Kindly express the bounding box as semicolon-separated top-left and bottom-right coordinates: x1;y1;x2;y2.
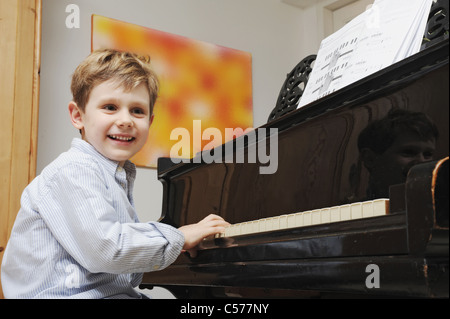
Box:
1;138;184;299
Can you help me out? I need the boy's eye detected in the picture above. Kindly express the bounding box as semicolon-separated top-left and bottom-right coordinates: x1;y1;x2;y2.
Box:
104;104;117;111
423;151;434;160
132;107;146;115
400;149;417;157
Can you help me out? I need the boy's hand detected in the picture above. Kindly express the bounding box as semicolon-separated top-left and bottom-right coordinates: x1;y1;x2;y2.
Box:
178;214;230;258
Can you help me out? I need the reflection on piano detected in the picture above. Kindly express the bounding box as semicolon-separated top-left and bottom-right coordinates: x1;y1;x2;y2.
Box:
141;10;449;298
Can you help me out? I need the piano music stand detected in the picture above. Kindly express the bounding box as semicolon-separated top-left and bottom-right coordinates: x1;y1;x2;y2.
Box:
267;55;316;122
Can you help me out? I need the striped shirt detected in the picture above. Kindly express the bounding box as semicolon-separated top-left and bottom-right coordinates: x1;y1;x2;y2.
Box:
1;138;184;299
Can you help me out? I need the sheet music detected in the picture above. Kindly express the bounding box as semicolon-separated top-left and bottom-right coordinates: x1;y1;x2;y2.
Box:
298;0;433;108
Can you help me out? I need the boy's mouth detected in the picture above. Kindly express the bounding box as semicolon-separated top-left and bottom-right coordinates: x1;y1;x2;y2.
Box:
108;135;135;142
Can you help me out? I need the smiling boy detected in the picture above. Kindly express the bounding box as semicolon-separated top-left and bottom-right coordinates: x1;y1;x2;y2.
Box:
1;49;228;299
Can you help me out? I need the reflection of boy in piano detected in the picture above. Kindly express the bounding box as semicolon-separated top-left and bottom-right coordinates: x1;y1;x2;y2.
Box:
358;109;439;199
1;49;228;299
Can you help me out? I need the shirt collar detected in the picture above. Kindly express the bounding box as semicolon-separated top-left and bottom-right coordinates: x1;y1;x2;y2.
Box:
70;138;136;180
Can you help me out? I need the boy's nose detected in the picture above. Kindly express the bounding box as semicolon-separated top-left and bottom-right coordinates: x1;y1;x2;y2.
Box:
116;111;133;128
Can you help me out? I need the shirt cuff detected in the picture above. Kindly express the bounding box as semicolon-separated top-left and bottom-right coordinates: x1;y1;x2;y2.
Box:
148;221;185;268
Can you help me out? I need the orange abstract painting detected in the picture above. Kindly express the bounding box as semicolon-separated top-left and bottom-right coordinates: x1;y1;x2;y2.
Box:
91;15;253;168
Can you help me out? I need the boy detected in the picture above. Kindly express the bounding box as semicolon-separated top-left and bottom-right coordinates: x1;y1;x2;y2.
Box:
1;49;229;299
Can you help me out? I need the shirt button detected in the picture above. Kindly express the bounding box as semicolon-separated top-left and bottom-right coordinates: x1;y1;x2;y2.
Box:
117;166;123;172
153;265;160;270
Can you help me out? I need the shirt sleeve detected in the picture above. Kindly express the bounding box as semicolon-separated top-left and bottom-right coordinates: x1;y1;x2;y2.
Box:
37;160;185;274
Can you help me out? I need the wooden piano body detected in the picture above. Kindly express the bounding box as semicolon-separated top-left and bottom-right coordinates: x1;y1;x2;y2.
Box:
141;33;449;298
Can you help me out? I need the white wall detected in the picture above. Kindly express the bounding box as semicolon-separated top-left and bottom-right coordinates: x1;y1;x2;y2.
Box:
38;0;315;223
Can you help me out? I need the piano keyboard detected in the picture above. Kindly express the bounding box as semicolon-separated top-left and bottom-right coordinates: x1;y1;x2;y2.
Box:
217;199;390;238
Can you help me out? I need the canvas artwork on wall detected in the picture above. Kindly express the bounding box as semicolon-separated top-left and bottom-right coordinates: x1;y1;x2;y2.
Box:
91;15;253;168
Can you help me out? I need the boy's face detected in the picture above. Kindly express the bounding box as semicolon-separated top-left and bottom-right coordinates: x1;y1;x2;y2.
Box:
69;79;153;166
364;130;436;198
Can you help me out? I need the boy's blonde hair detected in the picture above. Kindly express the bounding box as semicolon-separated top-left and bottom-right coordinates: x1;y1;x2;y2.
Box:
71;49;159;115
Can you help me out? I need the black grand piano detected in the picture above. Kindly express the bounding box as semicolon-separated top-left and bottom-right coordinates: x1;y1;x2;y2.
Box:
141;2;449;298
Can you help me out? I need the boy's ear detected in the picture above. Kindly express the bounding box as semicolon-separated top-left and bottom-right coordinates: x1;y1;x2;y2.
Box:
150;113;155;126
68;101;84;131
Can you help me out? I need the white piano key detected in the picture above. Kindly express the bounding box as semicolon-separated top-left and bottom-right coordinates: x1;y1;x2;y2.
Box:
295;213;304;227
251;220;260;233
362;201;374;217
264;217;276;231
330;206;340;222
350;202;363;220
264;218;274;231
262;218;272;232
303;211;312;226
240;222;250;235
373;198;390;216
311;210;321;225
231;223;241;236
246;222;254;234
321;208;331;224
221;228;228;237
259;218;269;232
279;215;288;229
287;214;297;228
340;204;351;221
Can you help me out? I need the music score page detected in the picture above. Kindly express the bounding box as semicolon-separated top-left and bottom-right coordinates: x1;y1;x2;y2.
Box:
298;0;433;108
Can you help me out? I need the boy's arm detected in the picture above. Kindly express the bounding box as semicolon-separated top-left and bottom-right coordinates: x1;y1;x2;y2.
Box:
38;162;184;274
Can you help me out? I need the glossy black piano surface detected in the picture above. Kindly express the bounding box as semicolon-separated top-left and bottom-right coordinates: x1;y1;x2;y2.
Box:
141;40;449;298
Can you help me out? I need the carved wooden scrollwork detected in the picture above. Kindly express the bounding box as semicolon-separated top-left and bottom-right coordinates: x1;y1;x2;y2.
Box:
268;54;316;122
422;0;449;49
